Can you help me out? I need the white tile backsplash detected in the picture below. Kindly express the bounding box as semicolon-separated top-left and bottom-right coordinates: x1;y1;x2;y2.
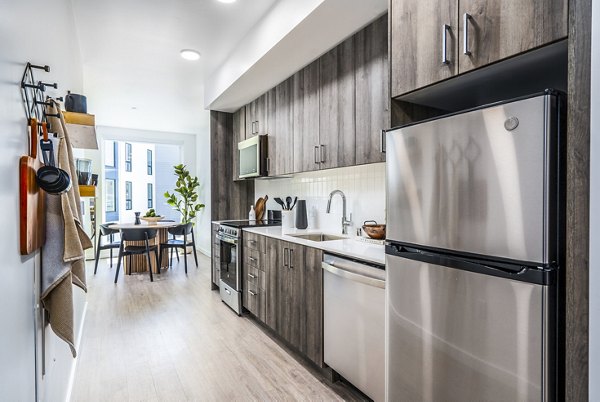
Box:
255;163;386;235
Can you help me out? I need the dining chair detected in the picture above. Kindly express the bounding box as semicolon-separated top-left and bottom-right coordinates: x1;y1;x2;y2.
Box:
114;228;159;283
159;222;198;274
94;223;121;274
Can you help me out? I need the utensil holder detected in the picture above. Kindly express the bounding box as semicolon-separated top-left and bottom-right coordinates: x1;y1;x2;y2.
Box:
281;210;295;231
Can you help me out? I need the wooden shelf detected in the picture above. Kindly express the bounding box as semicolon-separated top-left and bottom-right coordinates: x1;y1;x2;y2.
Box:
79;185;96;197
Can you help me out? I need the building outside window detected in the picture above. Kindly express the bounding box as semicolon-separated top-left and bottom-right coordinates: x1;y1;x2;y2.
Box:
125;181;132;210
147;149;153;175
125;143;132;172
105;179;116;212
147;183;153;208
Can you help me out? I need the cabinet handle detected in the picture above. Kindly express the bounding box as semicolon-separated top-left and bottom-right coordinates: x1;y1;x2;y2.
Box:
463;13;472;56
442;24;450;65
255;120;259;134
380;129;386;154
251;121;255;135
289;249;294;269
248;290;257;296
266;157;270;173
314;146;320;164
320;144;325;163
249;256;257;262
283;247;288;267
248;239;256;245
248;273;256;279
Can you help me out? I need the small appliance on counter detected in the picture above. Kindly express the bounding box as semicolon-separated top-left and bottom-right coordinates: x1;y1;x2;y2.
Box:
295;200;308;229
216;219;281;315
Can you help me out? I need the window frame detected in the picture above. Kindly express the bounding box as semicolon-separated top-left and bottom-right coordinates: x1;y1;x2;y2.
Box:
105;178;116;212
125;181;132;210
125;143;132;172
147;183;153;209
147;149;153;175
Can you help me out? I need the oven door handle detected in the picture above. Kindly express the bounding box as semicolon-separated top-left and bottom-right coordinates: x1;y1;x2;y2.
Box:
217;234;238;245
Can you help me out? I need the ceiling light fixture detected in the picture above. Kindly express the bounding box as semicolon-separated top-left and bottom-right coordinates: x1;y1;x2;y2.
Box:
217;0;237;3
180;49;201;61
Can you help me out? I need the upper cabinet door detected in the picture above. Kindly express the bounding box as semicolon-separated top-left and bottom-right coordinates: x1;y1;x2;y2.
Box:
458;0;568;73
245;93;269;136
319;37;356;170
390;0;458;97
293;63;320;173
273;78;294;176
355;14;389;165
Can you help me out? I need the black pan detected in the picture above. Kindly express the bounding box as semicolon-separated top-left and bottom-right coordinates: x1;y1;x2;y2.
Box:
36;123;71;195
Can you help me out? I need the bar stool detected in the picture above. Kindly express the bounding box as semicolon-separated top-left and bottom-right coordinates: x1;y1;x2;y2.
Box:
94;223;121;274
159;223;198;274
114;228;159;283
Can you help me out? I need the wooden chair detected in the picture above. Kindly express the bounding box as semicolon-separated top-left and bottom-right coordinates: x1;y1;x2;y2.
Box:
94;223;121;274
114;228;159;283
159;223;198;274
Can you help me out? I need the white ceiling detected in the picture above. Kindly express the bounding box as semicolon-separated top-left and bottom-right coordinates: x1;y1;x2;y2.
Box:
71;0;278;134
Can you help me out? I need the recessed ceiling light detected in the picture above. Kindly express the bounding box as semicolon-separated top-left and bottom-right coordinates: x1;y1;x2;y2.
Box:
180;49;201;61
217;0;236;3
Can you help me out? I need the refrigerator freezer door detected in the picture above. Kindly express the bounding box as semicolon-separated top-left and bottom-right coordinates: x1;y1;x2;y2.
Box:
386;253;550;402
386;95;554;264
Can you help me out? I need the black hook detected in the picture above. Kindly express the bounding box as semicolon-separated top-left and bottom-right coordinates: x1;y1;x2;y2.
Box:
29;64;50;72
39;82;58;90
22;82;44;91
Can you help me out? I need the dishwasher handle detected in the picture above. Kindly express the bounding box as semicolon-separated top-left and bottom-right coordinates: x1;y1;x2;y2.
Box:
322;262;385;289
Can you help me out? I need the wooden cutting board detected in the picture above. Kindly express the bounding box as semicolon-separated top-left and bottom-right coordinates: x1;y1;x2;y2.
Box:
255;195;268;221
20;119;46;255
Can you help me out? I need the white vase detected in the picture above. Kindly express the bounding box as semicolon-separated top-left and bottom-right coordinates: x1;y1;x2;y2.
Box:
281;210;295;231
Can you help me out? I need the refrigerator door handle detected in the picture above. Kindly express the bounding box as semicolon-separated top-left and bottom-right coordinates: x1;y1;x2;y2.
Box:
385;244;551;282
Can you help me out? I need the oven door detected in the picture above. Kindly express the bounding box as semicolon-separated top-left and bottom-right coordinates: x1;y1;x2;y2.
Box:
218;235;240;290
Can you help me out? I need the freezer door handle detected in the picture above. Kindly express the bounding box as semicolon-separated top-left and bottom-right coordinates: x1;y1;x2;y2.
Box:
386;244;554;285
322;262;385;289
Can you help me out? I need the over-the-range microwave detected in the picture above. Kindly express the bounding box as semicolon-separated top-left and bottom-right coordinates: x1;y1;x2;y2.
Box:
238;135;268;179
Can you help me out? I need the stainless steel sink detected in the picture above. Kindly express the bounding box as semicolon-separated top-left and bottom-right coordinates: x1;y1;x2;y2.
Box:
286;233;346;242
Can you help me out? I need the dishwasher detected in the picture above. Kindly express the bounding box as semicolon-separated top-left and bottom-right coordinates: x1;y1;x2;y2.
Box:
322;253;385;402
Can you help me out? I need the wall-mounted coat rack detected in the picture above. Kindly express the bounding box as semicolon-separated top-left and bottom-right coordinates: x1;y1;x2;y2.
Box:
20;62;62;137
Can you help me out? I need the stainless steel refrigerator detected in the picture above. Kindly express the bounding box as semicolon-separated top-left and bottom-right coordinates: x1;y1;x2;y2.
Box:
385;91;564;402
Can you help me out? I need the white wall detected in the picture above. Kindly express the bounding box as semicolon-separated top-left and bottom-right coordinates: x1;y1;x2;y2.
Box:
589;0;599;398
0;0;85;400
255;163;386;235
196;126;212;255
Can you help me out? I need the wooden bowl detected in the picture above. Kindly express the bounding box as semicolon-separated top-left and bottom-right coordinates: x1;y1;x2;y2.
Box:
362;220;386;240
140;216;163;223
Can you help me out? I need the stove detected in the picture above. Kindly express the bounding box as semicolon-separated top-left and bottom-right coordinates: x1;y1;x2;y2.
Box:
217;219;280;315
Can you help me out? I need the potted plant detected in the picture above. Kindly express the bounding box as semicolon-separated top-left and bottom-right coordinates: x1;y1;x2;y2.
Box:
164;164;205;251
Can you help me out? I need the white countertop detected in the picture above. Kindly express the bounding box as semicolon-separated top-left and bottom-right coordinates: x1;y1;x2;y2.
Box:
243;226;385;266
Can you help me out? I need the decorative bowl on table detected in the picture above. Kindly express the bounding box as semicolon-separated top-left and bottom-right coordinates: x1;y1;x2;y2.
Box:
140;216;163;223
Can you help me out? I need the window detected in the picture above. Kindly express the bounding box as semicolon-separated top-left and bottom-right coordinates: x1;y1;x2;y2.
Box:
147;149;153;175
147;183;153;208
125;143;132;172
105;179;116;212
104;141;116;167
125;181;132;210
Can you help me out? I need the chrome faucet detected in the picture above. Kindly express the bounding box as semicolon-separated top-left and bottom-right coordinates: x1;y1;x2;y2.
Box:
326;189;352;235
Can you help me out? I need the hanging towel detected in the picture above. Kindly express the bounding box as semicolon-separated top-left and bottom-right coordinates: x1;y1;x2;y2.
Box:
40;99;92;357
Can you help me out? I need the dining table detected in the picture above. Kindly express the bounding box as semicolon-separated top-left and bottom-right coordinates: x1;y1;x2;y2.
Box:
110;221;180;274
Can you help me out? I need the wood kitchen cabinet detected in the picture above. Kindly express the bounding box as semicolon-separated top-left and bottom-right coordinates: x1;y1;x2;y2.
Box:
390;0;568;98
243;232;267;322
262;236;324;367
355;14;389;164
319;37;356;169
245;92;268;137
292;62;320;173
273;78;294;176
232;107;245;181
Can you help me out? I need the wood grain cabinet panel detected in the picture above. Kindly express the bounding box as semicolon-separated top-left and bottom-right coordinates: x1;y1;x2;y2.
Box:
277;241;306;350
302;245;323;367
458;0;568;73
265;237;279;330
273;78;294;175
232;107;245;181
292;63;321;173
355;14;389;164
319;38;356;169
390;0;458;98
245;93;268;137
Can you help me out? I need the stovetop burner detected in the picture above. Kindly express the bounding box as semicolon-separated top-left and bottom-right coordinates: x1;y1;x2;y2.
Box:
219;219;281;229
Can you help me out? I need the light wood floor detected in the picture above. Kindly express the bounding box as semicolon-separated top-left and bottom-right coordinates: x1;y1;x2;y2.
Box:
71;253;362;402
